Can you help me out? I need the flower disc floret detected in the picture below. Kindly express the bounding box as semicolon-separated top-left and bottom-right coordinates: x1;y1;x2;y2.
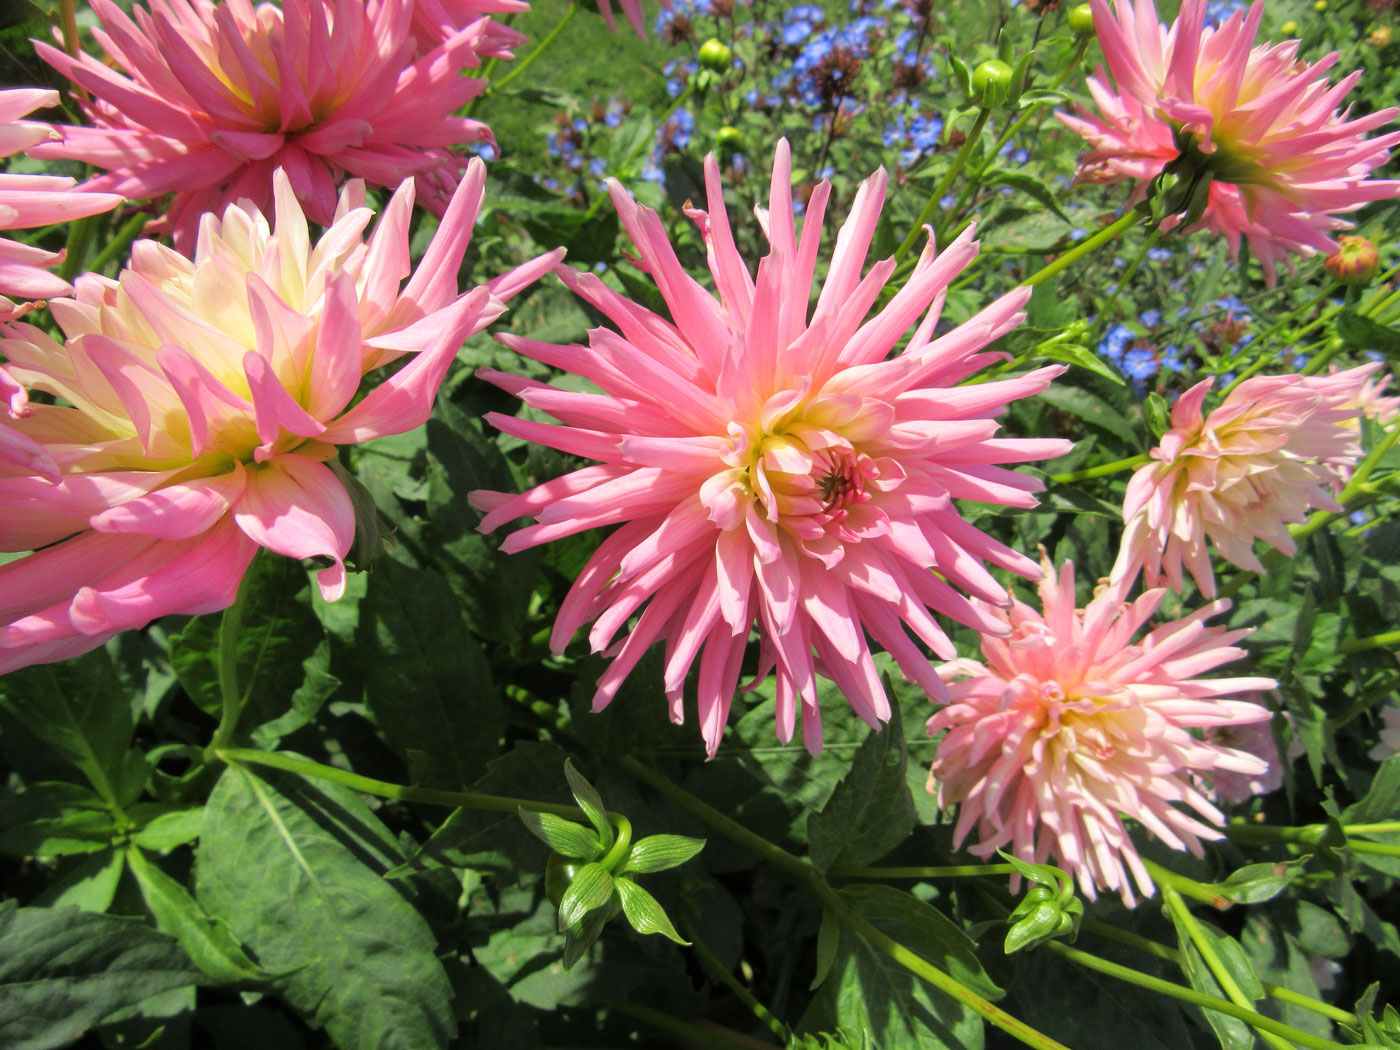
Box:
928;559;1275;905
0;160;560;675
1058;0;1400;282
32;0;502;248
471;140;1070;756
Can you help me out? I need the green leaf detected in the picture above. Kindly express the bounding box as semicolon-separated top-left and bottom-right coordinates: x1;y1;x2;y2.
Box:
809;705;916;874
1142;392;1172;440
518;810;602;861
563;760;614;848
389;742;573;880
1036;384;1141;444
1218;859;1309;904
0;650;144;808
840;884;1003;1002
1038;341;1128;386
0;901;201;1050
1337;309;1400;357
1343;757;1400;825
984;169;1072;223
356;559;503;789
622;834;706;874
805;885;993;1050
130;808;205;854
127;847;267;986
170;555;335;746
33;850;125;914
614;877;688;944
811;905;840;991
1177;941;1255;1050
0;784;117;860
196;763;456;1050
556;862;615;930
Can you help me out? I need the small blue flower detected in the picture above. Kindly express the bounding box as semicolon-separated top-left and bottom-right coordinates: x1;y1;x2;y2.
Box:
1139;309;1161;327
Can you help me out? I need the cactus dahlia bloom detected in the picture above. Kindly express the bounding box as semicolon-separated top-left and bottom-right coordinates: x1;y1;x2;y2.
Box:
407;0;529;55
471;140;1069;755
0;161;559;676
1111;366;1375;598
1057;0;1400;283
31;0;499;249
0;88;122;321
927;559;1275;905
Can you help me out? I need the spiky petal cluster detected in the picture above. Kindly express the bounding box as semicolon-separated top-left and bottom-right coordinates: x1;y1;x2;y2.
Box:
927;559;1275;905
32;0;499;248
1111;367;1375;598
404;0;528;56
470;141;1069;756
1202;712;1283;805
599;0;670;40
0;161;559;675
1058;0;1400;282
0;88;122;321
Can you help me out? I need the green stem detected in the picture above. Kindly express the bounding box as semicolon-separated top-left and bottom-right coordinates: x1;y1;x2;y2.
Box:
1043;942;1349;1050
1222;821;1400;859
620;758;1075;1050
832;864;1020;879
894;107;992;264
1050;453;1150;485
487;0;578;96
1021;210;1142;288
86;213;148;275
215;748;583;819
1080;920;1355;1025
1162;885;1295;1050
603;1000;780;1050
1222;283;1337;395
1339;630;1400;655
206;565;256;756
1142;859;1230;909
600;815;632;870
1090;227;1162;335
58;0;80;58
682;919;791;1044
57;215;96;283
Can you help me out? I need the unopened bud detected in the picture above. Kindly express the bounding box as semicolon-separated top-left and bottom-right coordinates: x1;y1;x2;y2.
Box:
1325;235;1380;285
1368;25;1392;47
971;59;1014;106
1067;3;1094;35
1312;0;1326;11
715;125;744;154
1279;20;1298;35
698;38;732;72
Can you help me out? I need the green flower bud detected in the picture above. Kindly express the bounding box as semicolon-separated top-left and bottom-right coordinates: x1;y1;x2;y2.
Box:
972;59;1014;102
1279;19;1298;34
715;125;744;154
1067;3;1095;35
698;38;732;72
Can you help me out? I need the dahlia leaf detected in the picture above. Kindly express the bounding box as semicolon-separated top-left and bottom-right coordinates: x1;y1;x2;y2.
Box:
984;169;1073;224
0;783;117;860
37;851;126;915
563;760;614;848
1036;338;1129;387
196;763;456;1050
1337;310;1400;358
0;900;202;1050
809;705;915;875
557;862;615;931
810;905;840;991
518;810;603;862
1143;391;1172;440
622;834;706;874
126;846;268;987
356;559;503;790
127;809;204;855
0;651;146;811
1176;941;1256;1050
1217;859;1308;905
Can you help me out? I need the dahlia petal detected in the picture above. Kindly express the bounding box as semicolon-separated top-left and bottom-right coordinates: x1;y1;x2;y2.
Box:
233;455;353;600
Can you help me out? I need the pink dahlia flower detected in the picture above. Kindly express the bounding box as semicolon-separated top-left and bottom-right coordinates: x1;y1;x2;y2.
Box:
1202;711;1283;805
404;0;528;57
0;161;559;676
599;0;670;40
927;559;1275;905
31;0;499;249
0;88;122;321
470;140;1069;755
1058;0;1400;283
1111;367;1375;598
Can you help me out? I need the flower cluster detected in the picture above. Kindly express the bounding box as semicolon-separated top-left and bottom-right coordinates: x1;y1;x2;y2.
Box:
32;0;503;248
1059;0;1400;281
928;559;1275;904
473;141;1068;755
0;162;559;675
